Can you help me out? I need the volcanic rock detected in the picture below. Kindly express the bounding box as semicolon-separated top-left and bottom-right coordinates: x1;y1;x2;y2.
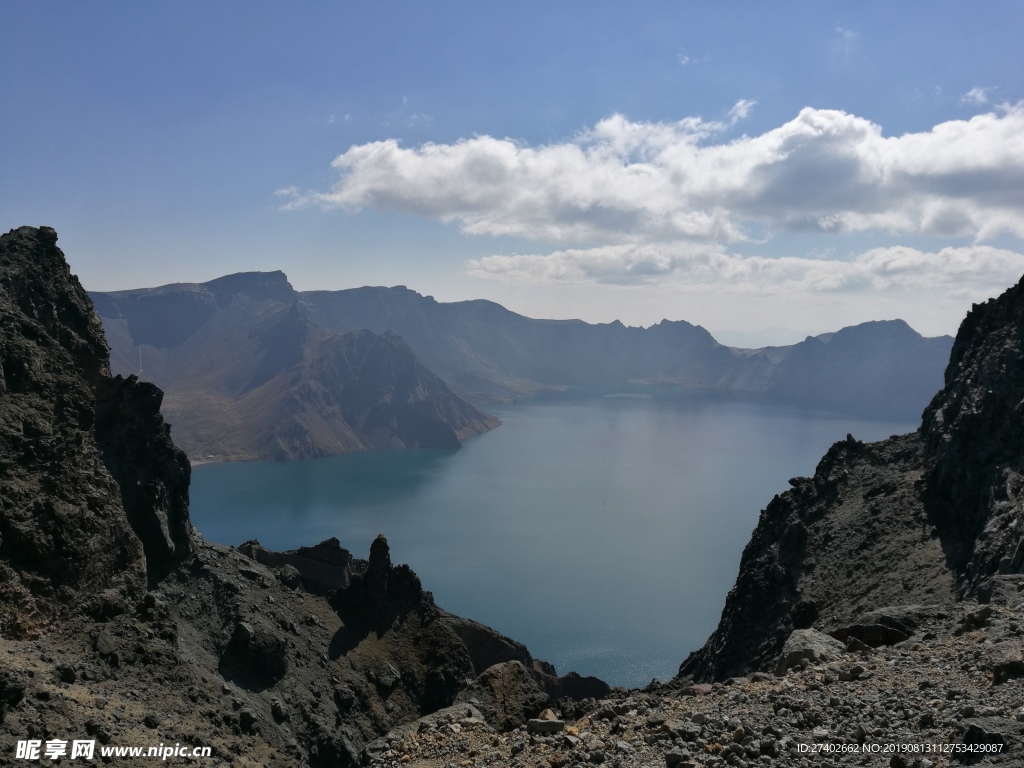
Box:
0;227;604;767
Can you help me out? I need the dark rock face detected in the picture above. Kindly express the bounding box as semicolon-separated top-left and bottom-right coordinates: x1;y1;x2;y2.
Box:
443;613;534;672
219;620;289;691
0;226;190;633
94;374;192;583
679;433;952;681
330;534;437;635
0;225;195;610
0;670;26;724
442;614;610;713
922;279;1024;593
681;272;1024;682
536;668;610;702
457;660;551;731
237;536;355;593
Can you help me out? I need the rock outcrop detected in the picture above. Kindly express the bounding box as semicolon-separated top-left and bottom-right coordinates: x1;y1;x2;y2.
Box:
921;275;1024;593
0;226;193;634
237;537;356;594
680;272;1024;683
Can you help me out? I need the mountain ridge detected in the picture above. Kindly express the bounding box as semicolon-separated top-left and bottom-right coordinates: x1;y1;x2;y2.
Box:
91;272;952;463
4;226;1023;764
91;274;499;462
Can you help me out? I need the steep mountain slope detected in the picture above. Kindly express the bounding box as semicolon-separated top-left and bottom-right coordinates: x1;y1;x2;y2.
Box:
680;273;1024;682
0;226;603;766
304;286;735;401
0;227;193;638
91;277;499;461
922;275;1024;593
726;319;954;418
304;285;952;416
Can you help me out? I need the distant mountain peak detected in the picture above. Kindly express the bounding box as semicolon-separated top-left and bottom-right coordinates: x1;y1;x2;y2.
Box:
203;270;296;305
828;318;920;341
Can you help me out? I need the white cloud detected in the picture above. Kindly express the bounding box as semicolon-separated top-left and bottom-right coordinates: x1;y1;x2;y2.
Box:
466;243;1024;298
961;86;993;105
288;103;1024;244
677;48;691;66
727;99;756;125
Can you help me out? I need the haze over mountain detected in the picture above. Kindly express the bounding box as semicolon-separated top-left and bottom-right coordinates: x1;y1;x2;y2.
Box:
92;271;952;461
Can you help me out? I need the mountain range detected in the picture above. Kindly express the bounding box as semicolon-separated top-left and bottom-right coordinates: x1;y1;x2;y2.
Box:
3;225;1023;763
91;272;952;462
90;274;499;461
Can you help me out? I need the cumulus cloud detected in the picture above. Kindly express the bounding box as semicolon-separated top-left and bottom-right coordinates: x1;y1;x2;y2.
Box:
287;103;1024;244
466;244;1024;297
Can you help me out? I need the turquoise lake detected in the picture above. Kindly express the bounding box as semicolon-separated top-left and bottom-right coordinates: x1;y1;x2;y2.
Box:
189;387;917;688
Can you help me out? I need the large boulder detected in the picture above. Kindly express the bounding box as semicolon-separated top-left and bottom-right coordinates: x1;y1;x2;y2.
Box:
775;629;846;675
456;660;551;731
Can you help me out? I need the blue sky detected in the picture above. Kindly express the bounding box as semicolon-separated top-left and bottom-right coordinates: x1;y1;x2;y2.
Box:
3;2;1023;343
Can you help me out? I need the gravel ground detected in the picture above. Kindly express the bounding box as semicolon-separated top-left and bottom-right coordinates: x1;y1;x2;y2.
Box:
365;598;1024;768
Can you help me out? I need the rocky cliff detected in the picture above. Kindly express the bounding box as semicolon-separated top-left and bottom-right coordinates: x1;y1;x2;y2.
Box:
680;273;1024;683
0;227;603;766
0;226;194;635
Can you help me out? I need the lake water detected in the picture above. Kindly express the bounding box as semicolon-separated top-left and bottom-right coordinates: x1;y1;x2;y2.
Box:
190;386;916;688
